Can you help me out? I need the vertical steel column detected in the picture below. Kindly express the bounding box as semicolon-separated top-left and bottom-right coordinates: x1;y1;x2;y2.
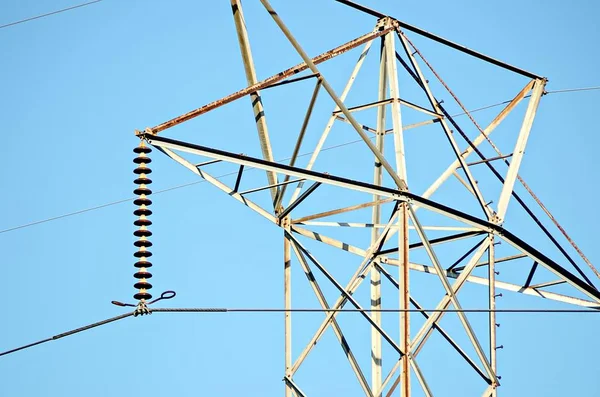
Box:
495;79;546;221
284;220;292;397
384;28;411;397
231;0;280;207
488;237;498;397
370;35;388;396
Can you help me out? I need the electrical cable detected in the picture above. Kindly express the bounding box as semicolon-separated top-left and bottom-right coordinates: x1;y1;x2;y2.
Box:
0;0;103;30
0;312;133;357
150;307;600;313
1;306;597;358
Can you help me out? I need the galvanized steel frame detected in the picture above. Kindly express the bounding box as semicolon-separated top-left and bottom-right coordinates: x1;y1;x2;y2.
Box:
134;1;600;395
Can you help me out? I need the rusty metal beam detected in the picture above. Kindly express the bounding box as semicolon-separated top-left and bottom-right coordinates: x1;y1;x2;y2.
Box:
146;25;395;134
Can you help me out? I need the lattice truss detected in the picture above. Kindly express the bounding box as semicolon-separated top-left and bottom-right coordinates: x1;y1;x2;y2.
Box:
134;1;600;396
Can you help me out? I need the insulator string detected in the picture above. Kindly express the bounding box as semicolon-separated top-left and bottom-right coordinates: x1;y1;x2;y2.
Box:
133;141;153;301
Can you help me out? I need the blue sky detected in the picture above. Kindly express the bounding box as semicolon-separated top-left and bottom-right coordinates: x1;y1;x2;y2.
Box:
1;1;599;396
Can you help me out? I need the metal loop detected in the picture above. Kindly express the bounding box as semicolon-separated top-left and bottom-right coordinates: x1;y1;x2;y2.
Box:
148;290;177;305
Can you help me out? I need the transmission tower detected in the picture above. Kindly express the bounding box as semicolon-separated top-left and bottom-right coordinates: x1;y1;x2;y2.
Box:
128;1;598;396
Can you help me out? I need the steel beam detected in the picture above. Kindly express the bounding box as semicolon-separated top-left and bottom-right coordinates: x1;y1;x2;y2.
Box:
258;0;406;190
334;0;543;79
370;34;388;396
287;30;376;205
147;24;394;134
291;244;373;396
495;79;546;221
283;229;292;397
231;0;279;206
146;134;600;303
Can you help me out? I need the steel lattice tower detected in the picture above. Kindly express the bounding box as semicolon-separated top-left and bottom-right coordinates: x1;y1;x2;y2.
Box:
132;1;600;395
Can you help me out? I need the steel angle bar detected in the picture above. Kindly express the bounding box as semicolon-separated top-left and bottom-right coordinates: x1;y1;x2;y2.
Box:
150;145;276;224
283;377;307;397
447;238;488;272
453;254;528;273
382;361;401;397
278;182;321;220
265;73;319;90
399;58;593;289
463;154;514;168
291;225;367;256
231;0;279;205
453;171;477;197
418;80;535;205
399;98;442;118
146;136;600;302
332;98;394;115
147;135;405;200
528;279;566;289
287;232;405;355
291;243;373;396
408;208;496;382
275;79;322;210
496;79;546;221
408;237;490;351
239;178;304;196
488;240;499;394
480;385;495;397
379;230;486;255
333;0;543;79
287;29;376;206
295;221;394;229
293;222;477;233
397;31;490;218
376;263;490;384
233;164;244;192
394;261;599;308
370;33;388;394
258;0;406;191
289;205;401;373
148;24;394;135
523;262;538;288
292;198;394;224
284;233;292;397
380;354;432;397
409;356;434;397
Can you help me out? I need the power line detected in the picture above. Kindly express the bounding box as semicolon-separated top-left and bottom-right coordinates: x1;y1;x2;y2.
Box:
151;307;600;313
0;312;132;357
1;85;598;236
547;86;600;94
1;306;597;358
0;0;103;30
0;139;362;235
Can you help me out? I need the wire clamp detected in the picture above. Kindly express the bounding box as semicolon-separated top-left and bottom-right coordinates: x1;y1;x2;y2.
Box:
112;290;177;316
134;301;151;317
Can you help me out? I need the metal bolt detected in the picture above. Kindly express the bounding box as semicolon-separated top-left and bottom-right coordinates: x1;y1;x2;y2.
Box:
495;293;503;298
495;271;500;275
496;323;501;328
495;345;504;350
